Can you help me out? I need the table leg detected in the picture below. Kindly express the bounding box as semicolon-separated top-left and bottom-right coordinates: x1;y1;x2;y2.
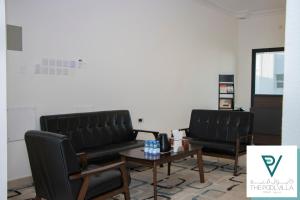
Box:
167;162;171;176
197;150;205;183
120;157;130;200
153;162;158;200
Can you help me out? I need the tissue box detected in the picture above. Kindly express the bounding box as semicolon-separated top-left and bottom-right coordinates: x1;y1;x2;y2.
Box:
173;140;183;152
172;129;183;140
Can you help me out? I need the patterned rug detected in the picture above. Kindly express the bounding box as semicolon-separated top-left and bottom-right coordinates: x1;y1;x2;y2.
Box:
8;156;247;200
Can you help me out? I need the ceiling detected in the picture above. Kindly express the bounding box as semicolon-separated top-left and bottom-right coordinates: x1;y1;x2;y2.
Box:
204;0;286;18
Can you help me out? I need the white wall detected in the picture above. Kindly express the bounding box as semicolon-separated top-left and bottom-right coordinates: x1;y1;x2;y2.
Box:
236;13;285;110
0;0;7;197
6;0;237;180
282;0;300;147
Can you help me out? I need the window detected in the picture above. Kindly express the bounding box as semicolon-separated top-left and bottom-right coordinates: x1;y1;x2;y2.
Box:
254;50;284;95
276;74;284;88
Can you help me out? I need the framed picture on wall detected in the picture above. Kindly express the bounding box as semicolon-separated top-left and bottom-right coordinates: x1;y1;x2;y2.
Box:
219;98;233;109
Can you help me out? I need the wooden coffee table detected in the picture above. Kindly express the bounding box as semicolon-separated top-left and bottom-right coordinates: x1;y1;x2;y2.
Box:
120;145;205;200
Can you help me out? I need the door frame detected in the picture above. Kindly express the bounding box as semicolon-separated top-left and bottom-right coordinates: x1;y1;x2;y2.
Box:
251;47;285;107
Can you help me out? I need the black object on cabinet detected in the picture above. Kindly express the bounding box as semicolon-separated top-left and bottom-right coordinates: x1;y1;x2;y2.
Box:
218;75;234;110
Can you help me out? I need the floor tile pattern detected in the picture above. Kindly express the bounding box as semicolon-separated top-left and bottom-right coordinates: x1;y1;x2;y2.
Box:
8;157;247;200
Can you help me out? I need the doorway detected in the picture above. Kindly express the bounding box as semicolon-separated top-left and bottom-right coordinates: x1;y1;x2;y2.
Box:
251;47;284;145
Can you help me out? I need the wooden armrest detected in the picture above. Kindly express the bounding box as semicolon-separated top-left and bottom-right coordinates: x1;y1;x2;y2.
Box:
238;135;249;139
133;129;159;139
70;161;126;180
238;135;253;140
236;134;254;145
179;128;189;133
76;152;86;156
179;128;189;131
179;128;189;137
133;129;159;134
76;152;88;169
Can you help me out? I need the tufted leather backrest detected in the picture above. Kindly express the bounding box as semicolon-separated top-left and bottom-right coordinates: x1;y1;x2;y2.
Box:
25;130;82;200
40;110;134;152
189;110;253;144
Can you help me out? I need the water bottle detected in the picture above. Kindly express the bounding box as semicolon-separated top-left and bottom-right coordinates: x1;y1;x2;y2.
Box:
145;151;150;159
156;140;160;154
144;140;149;153
152;141;155;154
153;140;158;154
149;140;154;154
148;140;151;153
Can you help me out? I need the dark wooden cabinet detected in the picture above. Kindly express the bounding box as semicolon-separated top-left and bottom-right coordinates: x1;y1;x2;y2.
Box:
251;95;282;145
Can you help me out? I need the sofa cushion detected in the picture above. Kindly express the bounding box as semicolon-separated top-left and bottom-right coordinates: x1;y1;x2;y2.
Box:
189;139;246;156
84;165;131;200
86;140;144;164
40;110;134;152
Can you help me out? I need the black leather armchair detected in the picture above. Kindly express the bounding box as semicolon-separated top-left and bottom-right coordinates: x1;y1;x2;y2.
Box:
25;130;130;200
181;109;253;176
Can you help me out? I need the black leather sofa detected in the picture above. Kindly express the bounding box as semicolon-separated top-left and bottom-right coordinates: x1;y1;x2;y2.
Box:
181;109;253;175
40;110;158;165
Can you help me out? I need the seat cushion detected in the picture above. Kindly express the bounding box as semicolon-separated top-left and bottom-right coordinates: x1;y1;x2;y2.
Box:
86;140;144;164
189;139;246;156
85;168;123;200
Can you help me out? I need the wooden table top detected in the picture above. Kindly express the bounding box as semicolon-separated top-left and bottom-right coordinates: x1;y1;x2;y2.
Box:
119;145;202;161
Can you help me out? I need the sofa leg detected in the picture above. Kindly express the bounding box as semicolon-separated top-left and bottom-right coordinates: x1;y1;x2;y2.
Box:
124;191;130;200
234;155;239;176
